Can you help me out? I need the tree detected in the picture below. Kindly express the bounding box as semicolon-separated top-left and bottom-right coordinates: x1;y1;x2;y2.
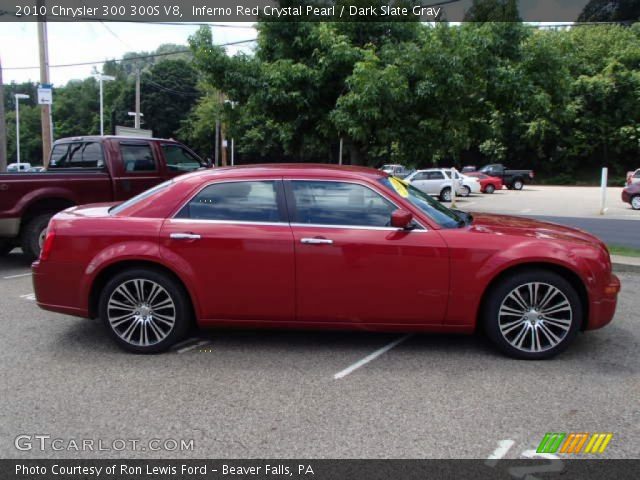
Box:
578;0;640;22
463;0;521;22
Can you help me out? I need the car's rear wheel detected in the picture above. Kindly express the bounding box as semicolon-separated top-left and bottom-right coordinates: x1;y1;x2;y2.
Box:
485;184;496;194
483;269;582;360
440;187;452;202
21;213;53;261
0;239;14;256
631;195;640;210
513;179;524;190
99;268;192;353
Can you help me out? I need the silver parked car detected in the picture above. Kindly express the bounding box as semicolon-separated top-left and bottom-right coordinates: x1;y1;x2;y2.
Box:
404;168;463;202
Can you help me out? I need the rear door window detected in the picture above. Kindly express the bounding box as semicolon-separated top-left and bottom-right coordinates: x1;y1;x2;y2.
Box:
49;142;104;169
176;181;285;223
120;143;157;172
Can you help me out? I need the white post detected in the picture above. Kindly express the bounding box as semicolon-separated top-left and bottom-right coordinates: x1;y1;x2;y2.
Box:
450;167;457;208
338;137;343;165
15;98;20;165
600;167;608;215
99;77;104;136
231;138;235;166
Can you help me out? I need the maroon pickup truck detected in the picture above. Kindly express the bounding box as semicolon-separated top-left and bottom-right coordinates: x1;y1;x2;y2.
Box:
0;136;206;260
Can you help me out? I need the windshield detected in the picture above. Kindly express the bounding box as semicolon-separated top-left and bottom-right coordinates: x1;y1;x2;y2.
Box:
110;180;173;215
379;177;466;229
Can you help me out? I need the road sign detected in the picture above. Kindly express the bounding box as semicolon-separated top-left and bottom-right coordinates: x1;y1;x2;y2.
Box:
37;84;52;105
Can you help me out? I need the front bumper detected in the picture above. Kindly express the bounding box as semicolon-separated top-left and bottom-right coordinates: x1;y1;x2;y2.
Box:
621;190;632;204
587;274;620;330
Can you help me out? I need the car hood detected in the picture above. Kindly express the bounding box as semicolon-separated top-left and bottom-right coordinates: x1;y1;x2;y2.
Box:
468;213;604;247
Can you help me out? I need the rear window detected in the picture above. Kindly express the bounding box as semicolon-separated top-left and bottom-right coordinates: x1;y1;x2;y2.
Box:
110;180;173;215
49;142;104;169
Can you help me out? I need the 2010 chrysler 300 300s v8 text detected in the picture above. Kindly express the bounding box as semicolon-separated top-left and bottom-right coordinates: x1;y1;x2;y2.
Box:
32;165;620;359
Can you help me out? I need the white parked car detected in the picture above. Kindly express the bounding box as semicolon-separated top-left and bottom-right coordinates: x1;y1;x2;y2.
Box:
6;163;31;173
405;168;463;202
380;164;413;178
450;169;482;197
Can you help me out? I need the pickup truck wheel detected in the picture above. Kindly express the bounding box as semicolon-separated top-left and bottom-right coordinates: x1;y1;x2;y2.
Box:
485;184;496;194
513;179;524;190
99;268;192;353
483;269;582;360
0;240;14;256
21;213;53;261
440;187;452;202
631;195;640;210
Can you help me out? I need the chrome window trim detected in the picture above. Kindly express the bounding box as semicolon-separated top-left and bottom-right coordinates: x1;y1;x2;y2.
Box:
286;178;428;231
169;218;289;227
290;222;429;233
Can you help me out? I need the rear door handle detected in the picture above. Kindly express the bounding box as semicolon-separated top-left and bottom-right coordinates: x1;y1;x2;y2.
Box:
170;233;201;240
301;238;333;245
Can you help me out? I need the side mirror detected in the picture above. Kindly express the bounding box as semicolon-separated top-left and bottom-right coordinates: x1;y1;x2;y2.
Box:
390;209;414;230
205;157;213;168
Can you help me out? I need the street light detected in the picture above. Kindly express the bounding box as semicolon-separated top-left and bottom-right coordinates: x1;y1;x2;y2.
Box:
95;74;115;136
14;94;30;166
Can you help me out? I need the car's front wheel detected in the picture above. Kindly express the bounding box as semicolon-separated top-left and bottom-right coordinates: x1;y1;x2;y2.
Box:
440;187;452;202
631;195;640;210
99;268;192;353
461;186;471;197
483;269;582;360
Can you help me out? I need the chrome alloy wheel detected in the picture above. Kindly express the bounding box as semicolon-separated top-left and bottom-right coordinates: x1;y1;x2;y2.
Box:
498;282;573;353
632;196;640;210
106;279;176;347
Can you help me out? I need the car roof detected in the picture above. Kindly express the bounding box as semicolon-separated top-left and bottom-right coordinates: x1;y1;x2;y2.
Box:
53;135;177;144
174;164;388;184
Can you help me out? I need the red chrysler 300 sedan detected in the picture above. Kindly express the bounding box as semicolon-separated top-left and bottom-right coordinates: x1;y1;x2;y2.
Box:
32;165;620;359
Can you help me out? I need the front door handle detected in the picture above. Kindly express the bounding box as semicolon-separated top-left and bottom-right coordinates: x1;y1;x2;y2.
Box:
170;233;201;240
301;237;333;245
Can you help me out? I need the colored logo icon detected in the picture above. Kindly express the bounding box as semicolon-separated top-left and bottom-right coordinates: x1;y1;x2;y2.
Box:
537;433;613;454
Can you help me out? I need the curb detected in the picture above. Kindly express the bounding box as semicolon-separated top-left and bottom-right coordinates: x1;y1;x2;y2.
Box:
612;263;640;274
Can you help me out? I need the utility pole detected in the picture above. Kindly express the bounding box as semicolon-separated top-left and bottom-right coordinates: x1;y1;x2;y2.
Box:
338;137;343;165
135;70;141;129
37;16;53;166
0;56;7;172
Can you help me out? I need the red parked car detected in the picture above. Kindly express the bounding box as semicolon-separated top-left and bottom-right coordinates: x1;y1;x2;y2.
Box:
32;165;620;359
465;172;503;194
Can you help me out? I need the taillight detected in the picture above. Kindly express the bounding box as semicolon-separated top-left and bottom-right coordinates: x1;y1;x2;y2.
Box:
530;171;535;179
39;223;56;261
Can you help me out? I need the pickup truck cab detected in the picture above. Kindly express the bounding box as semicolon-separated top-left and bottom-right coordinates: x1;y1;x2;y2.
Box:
479;164;534;190
0;136;206;259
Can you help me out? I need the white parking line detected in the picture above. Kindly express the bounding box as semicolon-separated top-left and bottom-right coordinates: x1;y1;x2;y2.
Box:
20;293;35;301
3;273;31;279
175;339;212;354
333;334;412;380
485;439;515;465
520;209;532;214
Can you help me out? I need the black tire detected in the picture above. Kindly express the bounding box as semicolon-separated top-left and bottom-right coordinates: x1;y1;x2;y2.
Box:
483;269;582;360
20;213;53;261
440;187;452;202
513;179;524;190
631;195;640;210
461;186;471;197
0;239;14;256
485;184;496;194
98;268;192;353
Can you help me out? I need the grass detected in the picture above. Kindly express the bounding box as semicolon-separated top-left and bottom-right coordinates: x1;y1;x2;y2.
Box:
608;245;640;258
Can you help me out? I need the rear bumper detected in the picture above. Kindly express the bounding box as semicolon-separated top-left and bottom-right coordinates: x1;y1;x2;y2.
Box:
32;260;89;318
586;274;620;330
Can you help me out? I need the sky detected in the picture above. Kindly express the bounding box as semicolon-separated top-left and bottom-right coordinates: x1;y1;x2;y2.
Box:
0;22;257;85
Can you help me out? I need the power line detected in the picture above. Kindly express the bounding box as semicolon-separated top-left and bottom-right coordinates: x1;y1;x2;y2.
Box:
2;38;257;71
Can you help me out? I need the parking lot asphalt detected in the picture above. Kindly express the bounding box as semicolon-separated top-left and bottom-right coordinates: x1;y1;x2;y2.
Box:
0;251;638;460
